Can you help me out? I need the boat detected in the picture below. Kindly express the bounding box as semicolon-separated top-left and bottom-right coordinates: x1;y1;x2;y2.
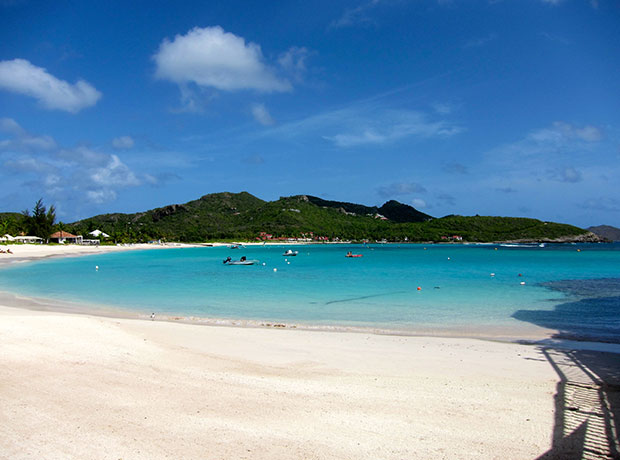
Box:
226;260;258;265
283;250;298;256
345;252;363;258
223;256;258;265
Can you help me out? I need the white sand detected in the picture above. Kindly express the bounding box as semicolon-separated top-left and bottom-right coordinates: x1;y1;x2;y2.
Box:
0;244;566;459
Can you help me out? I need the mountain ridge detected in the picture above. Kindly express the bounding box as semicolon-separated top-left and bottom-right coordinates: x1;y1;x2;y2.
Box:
59;191;595;243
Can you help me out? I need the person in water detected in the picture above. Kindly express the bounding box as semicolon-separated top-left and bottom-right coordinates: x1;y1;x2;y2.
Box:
223;256;232;264
240;256;247;261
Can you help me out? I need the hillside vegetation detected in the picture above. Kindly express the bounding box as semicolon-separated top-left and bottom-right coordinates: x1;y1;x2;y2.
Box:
58;192;593;244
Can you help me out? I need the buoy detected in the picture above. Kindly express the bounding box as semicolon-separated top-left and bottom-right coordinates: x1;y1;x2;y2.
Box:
447;257;451;260
490;273;495;277
95;265;99;271
577;249;581;252
417;286;422;291
520;281;526;285
518;273;522;277
287;261;290;264
262;262;266;266
494;248;498;251
273;268;277;272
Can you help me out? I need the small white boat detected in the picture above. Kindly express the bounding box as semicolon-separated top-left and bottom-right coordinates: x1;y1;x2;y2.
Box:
283;250;298;256
226;260;258;265
223;256;258;265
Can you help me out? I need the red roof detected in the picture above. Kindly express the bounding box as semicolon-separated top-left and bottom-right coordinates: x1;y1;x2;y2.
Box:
50;231;78;238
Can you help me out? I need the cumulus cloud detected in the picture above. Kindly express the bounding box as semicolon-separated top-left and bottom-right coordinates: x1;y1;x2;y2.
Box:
377;182;426;198
1;120;142;206
112;135;135;150
90;154;140;187
153;26;291;93
0;59;101;113
251;103;275;126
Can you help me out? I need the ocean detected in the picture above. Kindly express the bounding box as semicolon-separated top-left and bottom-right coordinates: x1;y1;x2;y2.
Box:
1;243;619;342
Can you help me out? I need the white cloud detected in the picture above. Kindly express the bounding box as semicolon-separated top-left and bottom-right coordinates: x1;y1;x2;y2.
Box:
331;0;381;28
411;198;427;209
278;46;311;83
90;154;140;187
0;59;101;113
1;121;142;206
323;110;463;148
251;103;275;126
0;117;56;152
431;102;455;115
492;121;602;160
112;135;135;149
153;26;291;93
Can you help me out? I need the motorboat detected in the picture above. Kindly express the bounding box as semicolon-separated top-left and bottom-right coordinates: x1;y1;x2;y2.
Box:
226;260;258;265
223;256;258;265
283;250;298;256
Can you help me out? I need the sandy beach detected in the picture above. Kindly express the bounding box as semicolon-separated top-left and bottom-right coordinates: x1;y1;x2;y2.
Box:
1;244;618;459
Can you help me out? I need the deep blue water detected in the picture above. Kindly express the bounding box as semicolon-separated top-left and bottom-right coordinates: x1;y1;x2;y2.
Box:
0;243;619;341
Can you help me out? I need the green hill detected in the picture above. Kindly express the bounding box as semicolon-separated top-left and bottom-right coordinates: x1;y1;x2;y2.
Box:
62;191;594;244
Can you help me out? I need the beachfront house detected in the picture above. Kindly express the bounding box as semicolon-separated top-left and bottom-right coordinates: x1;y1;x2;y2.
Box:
49;231;83;245
89;229;110;239
13;235;44;244
0;234;15;243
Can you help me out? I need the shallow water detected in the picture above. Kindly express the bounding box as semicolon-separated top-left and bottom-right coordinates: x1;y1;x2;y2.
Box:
0;243;619;341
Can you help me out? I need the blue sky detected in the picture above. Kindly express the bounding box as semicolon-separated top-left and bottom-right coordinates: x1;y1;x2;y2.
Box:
1;0;619;227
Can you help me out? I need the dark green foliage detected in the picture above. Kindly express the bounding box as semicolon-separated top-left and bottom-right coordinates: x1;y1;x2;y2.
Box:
21;199;56;240
0;212;24;236
378;200;433;223
64;192;589;243
304;196;432;222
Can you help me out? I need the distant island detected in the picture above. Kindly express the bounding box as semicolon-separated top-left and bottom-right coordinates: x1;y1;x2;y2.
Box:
0;192;605;244
587;225;620;242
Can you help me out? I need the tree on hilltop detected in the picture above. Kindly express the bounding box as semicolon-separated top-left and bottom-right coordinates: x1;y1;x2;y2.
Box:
22;199;56;240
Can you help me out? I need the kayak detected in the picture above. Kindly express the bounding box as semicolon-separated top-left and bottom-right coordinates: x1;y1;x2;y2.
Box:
345;254;363;258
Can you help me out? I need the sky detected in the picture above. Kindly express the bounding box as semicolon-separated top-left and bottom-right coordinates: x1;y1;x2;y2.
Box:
1;0;619;227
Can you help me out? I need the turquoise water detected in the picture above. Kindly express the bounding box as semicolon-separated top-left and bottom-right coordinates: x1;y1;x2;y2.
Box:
0;243;619;340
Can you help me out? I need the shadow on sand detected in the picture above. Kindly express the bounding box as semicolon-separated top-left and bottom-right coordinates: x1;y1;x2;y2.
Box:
533;348;620;459
513;290;620;458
